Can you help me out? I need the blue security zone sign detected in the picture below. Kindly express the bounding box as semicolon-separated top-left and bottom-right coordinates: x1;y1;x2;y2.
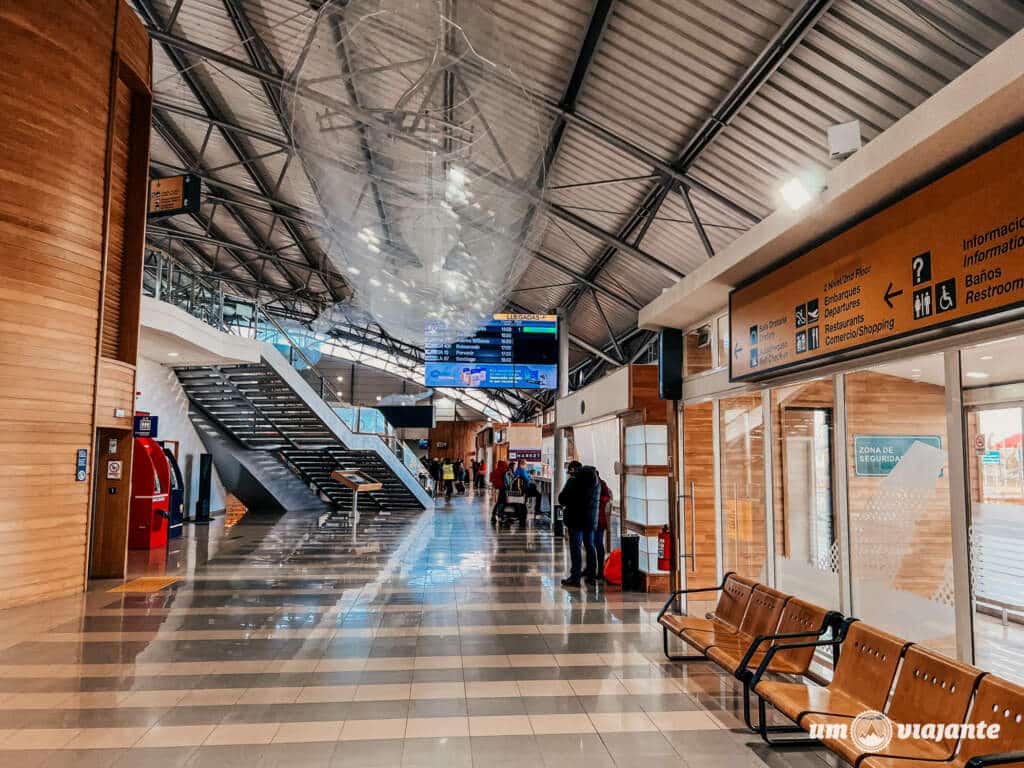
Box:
75;448;88;482
854;435;942;477
982;450;1002;465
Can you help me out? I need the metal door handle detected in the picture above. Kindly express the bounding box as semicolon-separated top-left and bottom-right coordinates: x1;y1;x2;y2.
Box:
689;481;697;573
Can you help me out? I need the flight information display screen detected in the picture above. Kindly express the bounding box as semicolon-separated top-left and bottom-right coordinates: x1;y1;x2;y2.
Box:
424;313;558;389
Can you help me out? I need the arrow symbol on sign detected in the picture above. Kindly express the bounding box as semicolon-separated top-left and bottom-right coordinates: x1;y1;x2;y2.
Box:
884;282;904;309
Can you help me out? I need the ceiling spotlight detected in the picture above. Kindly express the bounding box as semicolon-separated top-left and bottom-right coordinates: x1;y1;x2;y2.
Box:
780;177;814;210
966;371;990;380
980;355;993;361
376;395;382;401
167;352;179;357
336;375;344;381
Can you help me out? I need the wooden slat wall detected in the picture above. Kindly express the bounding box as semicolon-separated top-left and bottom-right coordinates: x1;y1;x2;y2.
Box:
101;79;133;360
428;421;484;463
681;401;719;591
0;0;150;610
95;359;136;429
628;364;666;422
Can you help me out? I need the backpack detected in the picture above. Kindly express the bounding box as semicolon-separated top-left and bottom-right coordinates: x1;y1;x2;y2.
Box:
505;471;526;502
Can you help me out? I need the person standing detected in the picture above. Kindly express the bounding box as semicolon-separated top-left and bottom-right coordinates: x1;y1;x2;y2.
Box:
475;459;486;492
557;461;599;588
430;458;442;498
596;471;612;583
489;459;508;523
442;458;455;501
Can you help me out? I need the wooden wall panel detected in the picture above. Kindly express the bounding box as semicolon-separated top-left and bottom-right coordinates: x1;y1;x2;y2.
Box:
682;401;719;591
101;78;133;360
428;421;484;463
629;364;665;421
116;7;151;82
0;0;150;609
95;359;136;429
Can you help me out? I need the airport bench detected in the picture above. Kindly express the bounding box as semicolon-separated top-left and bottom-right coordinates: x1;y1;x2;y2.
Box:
656;572;759;661
803;644;982;764
658;574;841;728
860;675;1024;768
751;619;906;743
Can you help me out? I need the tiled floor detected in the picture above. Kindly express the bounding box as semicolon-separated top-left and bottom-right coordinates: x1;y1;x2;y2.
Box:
0;492;840;767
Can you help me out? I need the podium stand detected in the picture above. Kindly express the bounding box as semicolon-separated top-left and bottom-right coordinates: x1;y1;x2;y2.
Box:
330;469;383;527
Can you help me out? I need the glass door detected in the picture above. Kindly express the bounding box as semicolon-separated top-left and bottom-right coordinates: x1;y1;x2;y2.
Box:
681;401;720;613
719;394;768;582
964;403;1024;683
770;380;841;609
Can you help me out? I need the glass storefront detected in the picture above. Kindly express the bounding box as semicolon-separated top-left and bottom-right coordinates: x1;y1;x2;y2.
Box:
681;326;1024;683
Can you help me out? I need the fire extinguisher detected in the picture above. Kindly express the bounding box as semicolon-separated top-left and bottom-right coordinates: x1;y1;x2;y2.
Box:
657;525;672;571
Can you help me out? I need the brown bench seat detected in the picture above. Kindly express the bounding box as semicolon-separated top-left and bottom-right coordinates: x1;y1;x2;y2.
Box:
753;621;906;728
861;675;1024;768
657;572;757;661
805;646;982;765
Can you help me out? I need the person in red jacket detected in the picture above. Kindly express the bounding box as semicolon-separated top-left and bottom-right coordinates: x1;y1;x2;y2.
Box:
596;471;612;582
489;460;508;524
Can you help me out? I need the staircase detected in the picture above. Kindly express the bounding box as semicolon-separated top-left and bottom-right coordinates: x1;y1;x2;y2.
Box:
279;448;423;514
175;348;431;515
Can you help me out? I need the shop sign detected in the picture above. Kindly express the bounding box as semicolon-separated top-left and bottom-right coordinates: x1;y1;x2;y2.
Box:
854;435;942;477
730;131;1024;381
509;449;542;462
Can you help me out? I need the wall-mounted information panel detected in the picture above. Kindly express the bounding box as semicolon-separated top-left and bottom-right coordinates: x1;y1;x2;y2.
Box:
729;131;1024;381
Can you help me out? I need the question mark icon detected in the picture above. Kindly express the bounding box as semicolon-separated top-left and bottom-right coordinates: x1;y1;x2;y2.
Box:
912;252;930;285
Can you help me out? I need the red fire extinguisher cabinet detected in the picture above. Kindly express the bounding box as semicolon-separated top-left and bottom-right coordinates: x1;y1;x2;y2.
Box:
129;437;170;550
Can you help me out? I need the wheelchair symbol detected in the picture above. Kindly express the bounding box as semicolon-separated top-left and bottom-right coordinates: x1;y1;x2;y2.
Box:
936;279;956;314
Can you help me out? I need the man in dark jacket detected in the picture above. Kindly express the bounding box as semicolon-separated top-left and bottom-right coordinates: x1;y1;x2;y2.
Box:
558;461;599;587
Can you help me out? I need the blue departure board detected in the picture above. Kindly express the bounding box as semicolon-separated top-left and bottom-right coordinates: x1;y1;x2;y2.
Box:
424;314;558;389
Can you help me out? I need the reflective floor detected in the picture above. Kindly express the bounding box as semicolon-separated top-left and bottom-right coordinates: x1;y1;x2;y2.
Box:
0;492;837;767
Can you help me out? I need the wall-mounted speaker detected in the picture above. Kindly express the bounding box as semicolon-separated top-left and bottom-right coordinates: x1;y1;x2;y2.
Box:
658;328;683;400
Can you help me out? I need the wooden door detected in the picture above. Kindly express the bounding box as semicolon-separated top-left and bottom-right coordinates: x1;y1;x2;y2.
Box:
90;429;133;578
681;401;719;597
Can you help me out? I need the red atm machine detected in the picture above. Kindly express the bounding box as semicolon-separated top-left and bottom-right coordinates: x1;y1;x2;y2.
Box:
129;437;171;550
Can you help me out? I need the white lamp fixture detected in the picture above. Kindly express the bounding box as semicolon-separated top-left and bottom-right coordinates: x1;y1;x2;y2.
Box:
780;177;814;210
167;352;179;357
